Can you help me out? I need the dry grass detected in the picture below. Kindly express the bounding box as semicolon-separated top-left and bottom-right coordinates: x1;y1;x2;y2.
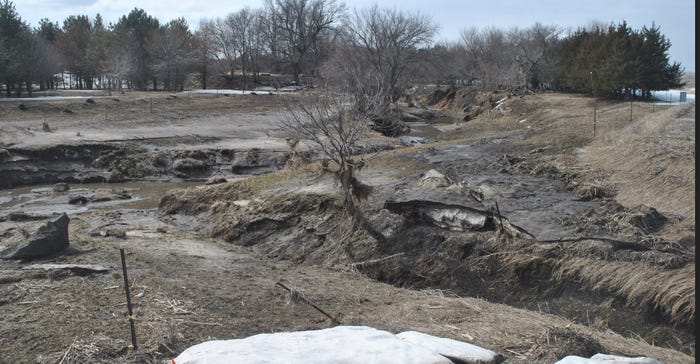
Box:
473;248;695;326
553;259;695;325
579;103;695;240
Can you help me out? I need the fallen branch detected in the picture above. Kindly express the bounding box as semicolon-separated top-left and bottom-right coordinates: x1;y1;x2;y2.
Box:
349;253;404;269
275;281;339;324
537;236;651;251
174;319;223;326
58;337;78;364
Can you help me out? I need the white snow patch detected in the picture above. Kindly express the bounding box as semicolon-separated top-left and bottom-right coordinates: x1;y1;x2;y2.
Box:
173;326;454;364
0;96;93;102
186;89;260;95
650;89;695;104
184;88;292;95
554;353;662;364
396;330;501;363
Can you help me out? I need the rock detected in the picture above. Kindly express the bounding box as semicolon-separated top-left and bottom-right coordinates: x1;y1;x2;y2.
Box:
91;188;131;202
1;213;70;260
103;229;127;238
626;205;667;233
6;211;42;222
206;176;227;185
53;182;70;192
418;169;450;188
79;175;107;183
173;158;208;173
18;103;27;110
85;98;96;104
107;170;126;183
68;195;89;204
0;148;10;160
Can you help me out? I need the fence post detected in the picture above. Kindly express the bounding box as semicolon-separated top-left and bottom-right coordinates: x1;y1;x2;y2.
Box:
593;106;597;137
119;248;138;350
629;100;633;121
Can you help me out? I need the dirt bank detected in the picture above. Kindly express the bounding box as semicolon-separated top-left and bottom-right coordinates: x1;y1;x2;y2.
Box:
0;89;694;363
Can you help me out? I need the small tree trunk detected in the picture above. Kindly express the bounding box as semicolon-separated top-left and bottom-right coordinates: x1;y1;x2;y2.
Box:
340;166;387;246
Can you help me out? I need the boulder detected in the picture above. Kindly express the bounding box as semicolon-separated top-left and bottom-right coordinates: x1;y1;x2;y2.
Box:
53;182;70;192
206;176;228;185
1;213;70;260
418;169;450;188
69;195;89;204
0;148;10;160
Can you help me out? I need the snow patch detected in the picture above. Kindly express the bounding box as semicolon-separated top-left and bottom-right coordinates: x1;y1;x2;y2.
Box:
396;330;502;363
0;96;94;102
173;326;490;364
554;353;662;364
650;89;695;104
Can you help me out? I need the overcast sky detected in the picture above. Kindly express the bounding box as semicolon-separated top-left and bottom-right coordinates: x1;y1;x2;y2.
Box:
14;0;695;73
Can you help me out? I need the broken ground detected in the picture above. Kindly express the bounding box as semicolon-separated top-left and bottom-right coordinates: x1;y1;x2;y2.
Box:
0;88;694;363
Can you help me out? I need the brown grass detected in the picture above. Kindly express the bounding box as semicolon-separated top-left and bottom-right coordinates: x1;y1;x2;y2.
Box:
552;259;695;325
579;103;695;240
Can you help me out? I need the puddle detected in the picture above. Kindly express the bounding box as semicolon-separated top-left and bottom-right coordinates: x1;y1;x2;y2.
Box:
407;122;442;139
0;181;201;216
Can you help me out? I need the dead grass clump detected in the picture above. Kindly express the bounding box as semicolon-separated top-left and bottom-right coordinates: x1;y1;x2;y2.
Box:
474;251;556;285
565;202;675;239
530;326;605;362
158;180;251;215
36;334;130;364
574;181;617;201
552;259;695;325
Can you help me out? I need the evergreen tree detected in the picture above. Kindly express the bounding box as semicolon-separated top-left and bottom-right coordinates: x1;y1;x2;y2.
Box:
114;8;160;90
0;0;29;95
556;21;683;99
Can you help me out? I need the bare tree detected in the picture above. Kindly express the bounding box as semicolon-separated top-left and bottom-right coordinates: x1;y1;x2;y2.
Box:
460;24;561;92
344;5;438;103
460;26;520;91
227;8;268;89
279;91;388;245
322;5;437;136
266;0;345;85
200;17;237;83
103;37;135;93
148;18;196;91
194;19;216;89
513;23;561;90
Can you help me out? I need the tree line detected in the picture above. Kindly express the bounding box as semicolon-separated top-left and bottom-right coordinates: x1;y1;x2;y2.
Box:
556;21;683;99
0;0;684;98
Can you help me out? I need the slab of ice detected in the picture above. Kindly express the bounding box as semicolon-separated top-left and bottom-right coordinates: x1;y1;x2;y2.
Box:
173;326;453;364
397;330;501;363
554;353;662;364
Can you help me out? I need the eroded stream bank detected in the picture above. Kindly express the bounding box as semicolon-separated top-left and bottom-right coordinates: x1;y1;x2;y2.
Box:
158;129;695;355
0;92;694;362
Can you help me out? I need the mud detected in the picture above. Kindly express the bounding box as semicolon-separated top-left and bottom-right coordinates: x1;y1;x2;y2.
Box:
0;90;694;363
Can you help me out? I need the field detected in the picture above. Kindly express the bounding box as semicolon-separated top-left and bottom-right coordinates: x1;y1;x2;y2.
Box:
0;87;694;363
